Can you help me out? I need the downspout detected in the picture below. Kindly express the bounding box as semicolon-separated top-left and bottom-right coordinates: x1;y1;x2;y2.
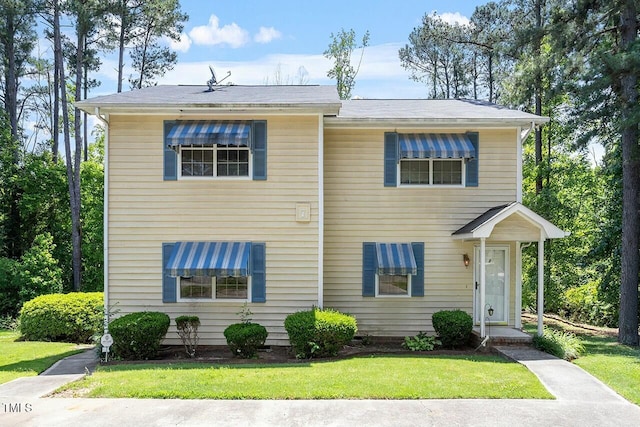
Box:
517;122;534;203
537;233;545;336
480;237;486;338
95;108;110;335
317;113;324;308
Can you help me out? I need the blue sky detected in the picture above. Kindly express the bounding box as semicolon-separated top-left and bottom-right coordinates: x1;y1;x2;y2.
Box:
96;0;485;99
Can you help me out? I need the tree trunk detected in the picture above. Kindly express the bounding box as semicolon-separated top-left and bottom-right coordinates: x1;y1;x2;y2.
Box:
534;0;543;195
117;2;125;93
55;0;82;291
617;0;639;346
3;12;18;140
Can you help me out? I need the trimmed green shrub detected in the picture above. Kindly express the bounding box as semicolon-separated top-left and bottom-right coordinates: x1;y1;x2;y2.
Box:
533;327;585;361
109;312;170;360
19;292;103;343
223;322;268;358
432;309;473;348
284;308;357;358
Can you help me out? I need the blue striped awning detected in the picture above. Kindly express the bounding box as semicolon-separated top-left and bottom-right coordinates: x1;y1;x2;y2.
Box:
399;133;475;159
165;241;251;277
166;121;251;148
375;243;417;275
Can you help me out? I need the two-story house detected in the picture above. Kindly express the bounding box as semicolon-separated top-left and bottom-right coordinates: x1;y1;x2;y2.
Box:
76;84;567;346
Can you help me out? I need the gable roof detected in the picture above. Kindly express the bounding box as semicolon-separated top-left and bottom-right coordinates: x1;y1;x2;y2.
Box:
76;85;549;126
325;99;548;127
75;85;342;115
452;202;569;241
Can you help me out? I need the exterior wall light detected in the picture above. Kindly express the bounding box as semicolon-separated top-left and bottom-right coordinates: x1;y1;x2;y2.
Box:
463;253;470;268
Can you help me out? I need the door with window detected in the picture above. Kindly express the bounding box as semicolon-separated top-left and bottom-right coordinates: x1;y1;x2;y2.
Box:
473;246;509;324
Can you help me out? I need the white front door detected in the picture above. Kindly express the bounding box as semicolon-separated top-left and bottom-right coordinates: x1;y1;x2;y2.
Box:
474;246;509;324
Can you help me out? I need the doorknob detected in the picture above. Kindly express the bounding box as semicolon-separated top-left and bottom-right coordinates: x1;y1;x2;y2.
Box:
475;281;478;290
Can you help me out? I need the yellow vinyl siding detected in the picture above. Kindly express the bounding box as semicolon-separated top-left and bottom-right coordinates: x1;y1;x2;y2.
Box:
323;128;518;337
107;114;320;345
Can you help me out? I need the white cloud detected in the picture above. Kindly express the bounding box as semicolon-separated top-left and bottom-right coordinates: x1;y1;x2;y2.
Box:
254;27;282;44
167;33;192;53
189;14;250;48
437;11;470;26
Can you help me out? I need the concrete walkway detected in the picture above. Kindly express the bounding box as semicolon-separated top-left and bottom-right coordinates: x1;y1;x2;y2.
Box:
1;346;639;426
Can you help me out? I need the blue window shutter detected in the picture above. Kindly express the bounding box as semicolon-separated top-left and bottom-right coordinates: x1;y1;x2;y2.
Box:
162;243;177;303
163;121;177;181
411;242;425;297
465;132;479;187
362;242;376;297
250;242;266;302
384;132;399;187
252;121;267;180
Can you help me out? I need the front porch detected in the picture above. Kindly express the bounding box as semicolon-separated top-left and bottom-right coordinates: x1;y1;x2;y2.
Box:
453;202;569;339
471;326;532;345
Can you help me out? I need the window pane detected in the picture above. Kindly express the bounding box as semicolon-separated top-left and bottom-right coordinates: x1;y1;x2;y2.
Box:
379;275;409;295
216;276;248;299
181;148;217;177
400;160;429;185
217;148;249;177
180;276;213;299
433;160;462;185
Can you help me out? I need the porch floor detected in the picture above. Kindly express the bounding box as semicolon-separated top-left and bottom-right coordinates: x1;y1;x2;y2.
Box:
472;326;533;345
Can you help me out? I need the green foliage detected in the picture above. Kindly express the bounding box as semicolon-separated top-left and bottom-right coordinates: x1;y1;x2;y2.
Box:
109;312;170;360
223;322;268;358
16;232;63;303
533;327;585;361
402;332;441;351
80;157;104;291
324;28;370;99
19;292;103;343
128;0;188;89
432;310;473;348
0;258;20;317
563;281;616;327
175;315;199;357
284;308;357;358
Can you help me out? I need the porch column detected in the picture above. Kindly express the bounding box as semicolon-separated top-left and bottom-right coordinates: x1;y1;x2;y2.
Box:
480;237;487;338
515;241;522;330
537;237;544;336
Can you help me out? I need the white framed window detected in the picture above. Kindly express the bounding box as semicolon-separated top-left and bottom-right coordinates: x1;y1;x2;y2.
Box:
399;159;464;186
376;274;412;297
179;146;251;179
178;275;250;301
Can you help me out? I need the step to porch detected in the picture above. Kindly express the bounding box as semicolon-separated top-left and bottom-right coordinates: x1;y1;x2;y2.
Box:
471;326;533;346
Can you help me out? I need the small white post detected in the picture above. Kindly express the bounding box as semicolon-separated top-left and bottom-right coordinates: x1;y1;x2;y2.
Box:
515;241;522;330
537;238;545;336
480;238;486;338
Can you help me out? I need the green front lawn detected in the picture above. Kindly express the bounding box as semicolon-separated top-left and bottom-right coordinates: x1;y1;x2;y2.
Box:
574;335;640;405
60;355;552;399
0;329;84;384
523;317;640;406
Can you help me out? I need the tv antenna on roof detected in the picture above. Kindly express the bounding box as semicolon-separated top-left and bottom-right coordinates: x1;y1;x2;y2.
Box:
207;66;231;91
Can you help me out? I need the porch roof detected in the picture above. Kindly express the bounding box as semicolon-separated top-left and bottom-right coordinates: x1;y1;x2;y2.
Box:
451;202;569;241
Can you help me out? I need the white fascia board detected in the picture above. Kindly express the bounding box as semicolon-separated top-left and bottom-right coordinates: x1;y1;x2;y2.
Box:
324;117;550;129
75;103;342;116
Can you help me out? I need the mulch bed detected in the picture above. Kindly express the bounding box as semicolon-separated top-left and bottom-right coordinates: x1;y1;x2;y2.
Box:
103;341;483;366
